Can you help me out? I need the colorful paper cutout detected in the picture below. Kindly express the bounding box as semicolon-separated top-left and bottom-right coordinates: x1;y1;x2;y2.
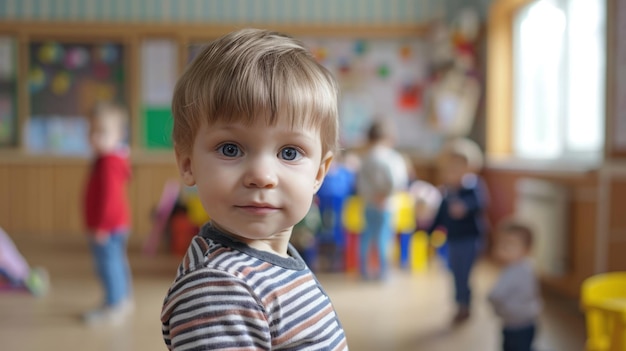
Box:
64;47;89;69
38;42;63;64
398;83;423;111
377;64;390;79
354;40;367;56
51;71;71;95
97;43;119;64
28;66;46;93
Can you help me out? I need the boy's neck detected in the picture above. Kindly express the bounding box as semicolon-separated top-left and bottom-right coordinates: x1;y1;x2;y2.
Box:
210;221;291;258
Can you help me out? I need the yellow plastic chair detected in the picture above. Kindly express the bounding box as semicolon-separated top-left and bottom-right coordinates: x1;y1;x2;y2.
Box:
581;272;626;351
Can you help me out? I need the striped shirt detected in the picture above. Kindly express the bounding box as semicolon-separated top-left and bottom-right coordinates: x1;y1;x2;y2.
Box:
161;224;348;351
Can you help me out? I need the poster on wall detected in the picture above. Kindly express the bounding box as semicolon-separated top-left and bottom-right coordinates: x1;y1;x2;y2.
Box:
141;39;177;149
27;41;126;154
614;0;626;151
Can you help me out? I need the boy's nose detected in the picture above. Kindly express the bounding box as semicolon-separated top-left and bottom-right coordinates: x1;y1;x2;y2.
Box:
243;160;278;188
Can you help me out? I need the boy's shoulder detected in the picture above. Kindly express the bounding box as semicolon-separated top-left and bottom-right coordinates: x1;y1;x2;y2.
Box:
176;234;252;278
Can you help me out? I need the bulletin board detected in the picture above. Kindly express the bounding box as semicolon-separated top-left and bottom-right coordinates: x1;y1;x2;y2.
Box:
27;41;126;154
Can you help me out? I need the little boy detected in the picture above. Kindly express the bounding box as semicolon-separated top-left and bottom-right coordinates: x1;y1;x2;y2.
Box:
83;102;133;325
428;137;488;323
160;29;348;350
488;220;542;351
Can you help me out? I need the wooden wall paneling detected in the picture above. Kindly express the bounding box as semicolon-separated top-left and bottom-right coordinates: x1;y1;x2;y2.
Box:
8;165;29;234
36;165;56;236
607;177;626;270
608;242;626;271
52;163;88;237
68;165;88;236
22;165;38;235
562;191;598;292
608;178;626;230
0;166;9;231
131;164;155;243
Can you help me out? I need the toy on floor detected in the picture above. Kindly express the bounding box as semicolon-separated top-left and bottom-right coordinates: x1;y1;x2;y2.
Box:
408;180;448;264
0;226;49;297
169;202;200;257
142;179;181;256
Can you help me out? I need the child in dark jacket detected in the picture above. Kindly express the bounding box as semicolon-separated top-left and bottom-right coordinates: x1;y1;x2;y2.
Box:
428;137;488;324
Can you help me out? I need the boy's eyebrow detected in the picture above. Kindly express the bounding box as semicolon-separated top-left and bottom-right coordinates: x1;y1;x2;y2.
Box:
212;123;318;137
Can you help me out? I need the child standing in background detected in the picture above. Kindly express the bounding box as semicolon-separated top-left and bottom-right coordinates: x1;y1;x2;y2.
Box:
488;220;541;351
83;102;133;325
428;137;488;323
357;119;408;281
160;29;347;350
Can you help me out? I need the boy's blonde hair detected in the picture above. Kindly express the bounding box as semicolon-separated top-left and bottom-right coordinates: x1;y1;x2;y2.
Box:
444;137;484;172
172;28;339;157
89;101;128;132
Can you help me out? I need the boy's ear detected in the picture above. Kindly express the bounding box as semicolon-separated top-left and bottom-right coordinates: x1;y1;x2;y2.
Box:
175;149;196;186
313;151;334;193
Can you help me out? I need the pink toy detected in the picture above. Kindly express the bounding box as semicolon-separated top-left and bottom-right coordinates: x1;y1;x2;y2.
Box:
142;179;182;256
0;227;49;296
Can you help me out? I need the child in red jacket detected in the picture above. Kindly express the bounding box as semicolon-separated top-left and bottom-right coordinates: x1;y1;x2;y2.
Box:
82;102;133;325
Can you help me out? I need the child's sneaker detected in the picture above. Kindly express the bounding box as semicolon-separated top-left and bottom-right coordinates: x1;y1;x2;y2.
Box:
83;300;133;326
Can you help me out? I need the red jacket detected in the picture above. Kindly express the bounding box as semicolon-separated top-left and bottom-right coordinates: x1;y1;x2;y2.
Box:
84;153;131;233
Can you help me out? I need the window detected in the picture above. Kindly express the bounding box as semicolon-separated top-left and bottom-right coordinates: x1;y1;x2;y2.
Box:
513;0;605;160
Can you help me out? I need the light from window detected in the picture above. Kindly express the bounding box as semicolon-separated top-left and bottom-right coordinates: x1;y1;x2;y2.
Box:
513;0;605;160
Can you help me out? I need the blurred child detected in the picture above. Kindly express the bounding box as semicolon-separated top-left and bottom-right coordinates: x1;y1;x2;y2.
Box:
357;119;408;280
316;150;358;270
160;29;347;350
290;200;322;269
82;102;133;325
488;220;541;351
428;137;488;323
0;226;49;297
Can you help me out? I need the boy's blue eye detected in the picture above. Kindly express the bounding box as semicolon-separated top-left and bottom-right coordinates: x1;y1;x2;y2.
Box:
218;143;241;157
280;147;301;161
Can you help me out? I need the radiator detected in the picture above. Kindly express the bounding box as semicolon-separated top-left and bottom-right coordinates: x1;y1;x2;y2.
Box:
515;178;569;277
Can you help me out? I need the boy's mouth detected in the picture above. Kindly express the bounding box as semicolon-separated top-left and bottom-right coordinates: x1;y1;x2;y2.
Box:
235;203;280;214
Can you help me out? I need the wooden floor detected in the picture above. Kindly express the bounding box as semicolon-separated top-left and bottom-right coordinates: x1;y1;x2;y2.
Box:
0;236;586;351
